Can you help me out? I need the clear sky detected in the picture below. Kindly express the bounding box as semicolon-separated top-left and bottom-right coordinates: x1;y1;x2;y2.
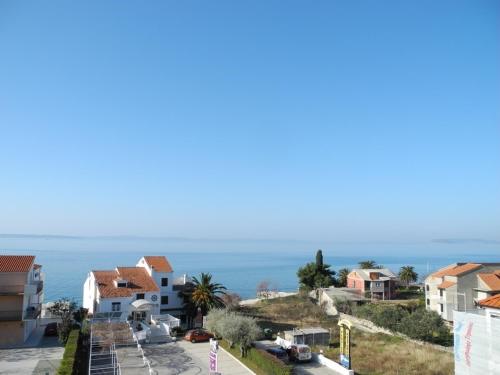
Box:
0;1;499;243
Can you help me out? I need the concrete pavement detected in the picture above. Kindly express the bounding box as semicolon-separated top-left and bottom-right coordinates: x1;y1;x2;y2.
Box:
0;335;64;375
139;340;253;375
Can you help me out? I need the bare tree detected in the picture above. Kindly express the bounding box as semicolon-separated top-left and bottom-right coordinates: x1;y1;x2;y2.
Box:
256;280;272;299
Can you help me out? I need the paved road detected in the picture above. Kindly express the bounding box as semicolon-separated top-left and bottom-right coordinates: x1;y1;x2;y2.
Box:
0;335;64;375
140;340;252;375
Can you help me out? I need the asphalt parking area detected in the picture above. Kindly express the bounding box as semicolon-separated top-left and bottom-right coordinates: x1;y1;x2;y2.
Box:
142;340;251;375
0;336;64;375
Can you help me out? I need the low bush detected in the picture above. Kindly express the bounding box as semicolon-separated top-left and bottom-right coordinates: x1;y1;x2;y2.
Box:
57;329;79;375
399;309;453;346
353;303;452;346
170;326;185;337
246;348;292;375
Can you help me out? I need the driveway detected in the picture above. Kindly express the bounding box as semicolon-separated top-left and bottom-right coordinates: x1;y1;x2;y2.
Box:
140;340;252;375
0;335;64;375
255;340;342;375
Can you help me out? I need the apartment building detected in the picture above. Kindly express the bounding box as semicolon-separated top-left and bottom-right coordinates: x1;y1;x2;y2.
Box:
347;268;397;300
425;262;500;321
83;255;189;323
0;255;44;346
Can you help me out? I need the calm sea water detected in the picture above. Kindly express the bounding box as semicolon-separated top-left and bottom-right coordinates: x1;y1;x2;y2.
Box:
1;237;499;304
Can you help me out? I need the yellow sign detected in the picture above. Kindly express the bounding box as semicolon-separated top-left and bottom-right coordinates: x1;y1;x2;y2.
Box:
338;319;352;369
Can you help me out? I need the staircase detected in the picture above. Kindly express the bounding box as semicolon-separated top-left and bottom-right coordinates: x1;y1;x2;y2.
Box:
146;324;173;344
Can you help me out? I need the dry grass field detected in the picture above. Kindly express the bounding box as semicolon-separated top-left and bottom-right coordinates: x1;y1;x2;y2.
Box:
243;294;454;375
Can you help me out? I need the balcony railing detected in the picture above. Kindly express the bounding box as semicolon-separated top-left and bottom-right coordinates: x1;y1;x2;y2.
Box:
25;304;41;320
0;310;23;321
0;285;25;295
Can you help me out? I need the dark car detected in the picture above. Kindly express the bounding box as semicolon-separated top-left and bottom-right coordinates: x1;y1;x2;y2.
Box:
184;329;214;343
44;322;58;336
266;347;287;359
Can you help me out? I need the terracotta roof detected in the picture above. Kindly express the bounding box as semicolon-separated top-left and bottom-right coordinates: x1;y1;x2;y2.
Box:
143;256;173;273
478;294;500;309
437;280;457;289
477;271;500;291
431;263;482;278
0;255;35;272
33;264;42;269
93;267;159;298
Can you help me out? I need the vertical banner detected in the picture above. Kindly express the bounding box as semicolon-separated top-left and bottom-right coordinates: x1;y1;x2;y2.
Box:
209;338;219;374
338;319;352;370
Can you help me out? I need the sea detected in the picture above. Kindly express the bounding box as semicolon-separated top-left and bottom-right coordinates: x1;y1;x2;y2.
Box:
1;236;499;304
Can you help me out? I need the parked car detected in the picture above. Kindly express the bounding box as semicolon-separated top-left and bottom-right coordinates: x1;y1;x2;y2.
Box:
44;322;58;336
266;347;287;359
184;329;214;343
289;344;312;362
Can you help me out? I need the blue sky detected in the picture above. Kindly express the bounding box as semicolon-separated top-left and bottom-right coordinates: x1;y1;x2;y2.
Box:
0;1;499;243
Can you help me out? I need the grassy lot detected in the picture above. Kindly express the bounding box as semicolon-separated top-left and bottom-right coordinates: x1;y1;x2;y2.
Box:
242;294;453;375
320;328;453;375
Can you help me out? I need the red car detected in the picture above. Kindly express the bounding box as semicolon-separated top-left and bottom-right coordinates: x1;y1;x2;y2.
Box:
44;322;58;336
184;329;214;343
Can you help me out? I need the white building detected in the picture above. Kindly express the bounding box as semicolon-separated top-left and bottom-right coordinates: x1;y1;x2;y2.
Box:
83;256;188;324
454;294;500;375
0;255;44;347
425;262;500;321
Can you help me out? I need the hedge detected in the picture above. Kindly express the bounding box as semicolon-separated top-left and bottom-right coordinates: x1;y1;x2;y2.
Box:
246;348;292;375
57;329;80;375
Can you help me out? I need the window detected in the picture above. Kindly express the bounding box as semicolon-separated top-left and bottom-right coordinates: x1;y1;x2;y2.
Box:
439;289;443;297
136;293;145;300
117;281;127;287
440;304;444;313
426;299;430;305
112;302;121;312
161;296;169;305
161;278;168;287
426;284;429;291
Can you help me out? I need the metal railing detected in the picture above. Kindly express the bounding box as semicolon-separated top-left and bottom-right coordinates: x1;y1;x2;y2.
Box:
25;304;41;319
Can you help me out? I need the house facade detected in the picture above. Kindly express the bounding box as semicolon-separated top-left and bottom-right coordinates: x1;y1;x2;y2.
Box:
0;255;44;346
83;256;188;324
425;263;500;322
347;268;397;300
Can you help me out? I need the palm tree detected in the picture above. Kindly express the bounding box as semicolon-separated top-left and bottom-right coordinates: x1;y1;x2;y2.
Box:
185;273;227;315
399;266;418;287
358;260;378;269
337;268;350;287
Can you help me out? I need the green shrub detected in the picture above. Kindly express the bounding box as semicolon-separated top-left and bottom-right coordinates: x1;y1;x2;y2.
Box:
57;329;79;375
399;309;453;346
246;348;292;375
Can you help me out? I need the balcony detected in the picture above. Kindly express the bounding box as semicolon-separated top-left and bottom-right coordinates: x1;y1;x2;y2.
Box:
0;310;23;321
25;304;41;320
0;285;25;295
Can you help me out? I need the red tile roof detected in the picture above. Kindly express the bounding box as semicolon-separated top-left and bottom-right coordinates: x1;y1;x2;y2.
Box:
431;263;482;278
478;294;500;309
477;271;500;291
437;280;457;289
93;267;159;298
33;264;42;269
143;256;173;273
0;255;35;272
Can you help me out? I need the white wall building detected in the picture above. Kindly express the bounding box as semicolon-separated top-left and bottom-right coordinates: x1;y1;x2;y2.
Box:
83;256;188;323
425;263;500;321
454;294;500;375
